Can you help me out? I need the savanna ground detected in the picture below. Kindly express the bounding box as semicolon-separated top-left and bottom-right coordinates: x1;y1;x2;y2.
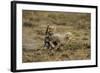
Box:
22;10;91;63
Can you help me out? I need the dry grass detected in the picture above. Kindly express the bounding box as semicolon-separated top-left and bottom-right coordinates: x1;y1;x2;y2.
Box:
22;10;91;63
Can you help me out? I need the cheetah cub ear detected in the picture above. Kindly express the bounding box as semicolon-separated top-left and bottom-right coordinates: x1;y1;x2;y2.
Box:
52;25;56;33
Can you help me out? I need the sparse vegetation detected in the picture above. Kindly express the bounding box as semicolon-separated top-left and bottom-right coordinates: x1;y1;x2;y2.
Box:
22;10;91;63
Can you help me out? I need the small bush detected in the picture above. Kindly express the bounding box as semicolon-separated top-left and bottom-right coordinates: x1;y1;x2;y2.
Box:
64;41;83;50
23;22;33;27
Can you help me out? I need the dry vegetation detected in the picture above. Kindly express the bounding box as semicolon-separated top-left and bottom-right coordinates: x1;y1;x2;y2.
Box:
22;10;91;63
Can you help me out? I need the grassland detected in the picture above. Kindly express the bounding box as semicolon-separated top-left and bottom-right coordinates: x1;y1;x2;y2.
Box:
22;10;91;63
